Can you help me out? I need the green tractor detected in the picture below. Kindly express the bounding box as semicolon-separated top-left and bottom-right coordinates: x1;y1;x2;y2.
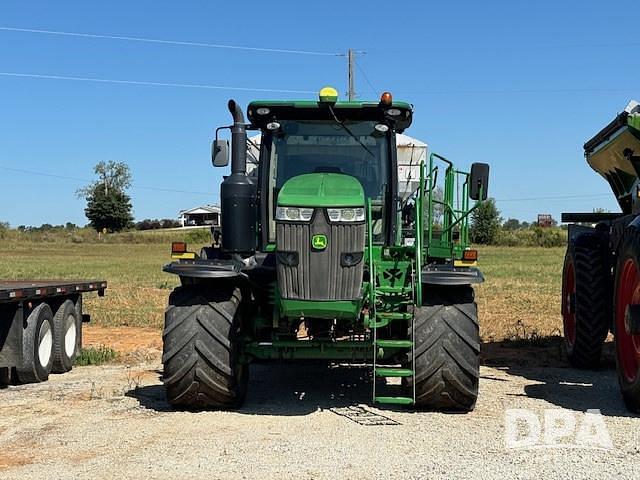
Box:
162;87;489;410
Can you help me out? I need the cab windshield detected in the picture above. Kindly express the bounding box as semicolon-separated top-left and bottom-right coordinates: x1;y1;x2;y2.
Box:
265;119;390;242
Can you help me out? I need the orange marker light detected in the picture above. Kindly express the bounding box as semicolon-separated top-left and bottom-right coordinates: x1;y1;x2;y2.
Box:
463;249;478;261
172;242;187;254
380;91;393;105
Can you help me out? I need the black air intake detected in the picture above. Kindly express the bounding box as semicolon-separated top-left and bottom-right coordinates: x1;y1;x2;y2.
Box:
220;99;256;254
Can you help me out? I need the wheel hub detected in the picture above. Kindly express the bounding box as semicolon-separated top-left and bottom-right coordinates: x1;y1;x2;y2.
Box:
38;319;53;368
64;314;77;358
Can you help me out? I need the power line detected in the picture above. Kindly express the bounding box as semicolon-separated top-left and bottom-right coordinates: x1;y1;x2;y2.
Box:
354;59;378;96
0;72;316;94
0;165;213;196
397;86;635;95
496;193;612;202
1;165;615;202
0;26;341;56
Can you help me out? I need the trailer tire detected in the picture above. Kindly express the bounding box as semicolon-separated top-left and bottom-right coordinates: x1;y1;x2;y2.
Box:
162;284;247;410
407;286;479;411
52;299;81;373
562;234;611;369
613;228;640;412
16;303;55;384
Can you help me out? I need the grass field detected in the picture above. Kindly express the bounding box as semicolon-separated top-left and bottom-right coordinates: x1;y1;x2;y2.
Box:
0;241;565;342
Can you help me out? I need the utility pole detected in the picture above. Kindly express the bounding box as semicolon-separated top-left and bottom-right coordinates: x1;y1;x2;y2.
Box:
347;48;355;101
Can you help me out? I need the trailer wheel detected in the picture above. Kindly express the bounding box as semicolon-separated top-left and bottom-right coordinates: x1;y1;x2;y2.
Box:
162;284;247;410
561;234;610;368
613;229;640;412
16;303;55;384
52;300;81;373
407;286;480;411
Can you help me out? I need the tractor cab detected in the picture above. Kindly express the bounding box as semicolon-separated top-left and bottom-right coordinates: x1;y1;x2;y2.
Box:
248;88;413;249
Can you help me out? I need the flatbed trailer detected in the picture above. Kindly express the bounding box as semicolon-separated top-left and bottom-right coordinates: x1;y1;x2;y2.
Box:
0;280;107;385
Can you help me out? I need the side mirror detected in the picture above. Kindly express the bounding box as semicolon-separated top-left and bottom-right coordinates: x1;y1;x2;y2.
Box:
469;163;489;200
212;139;229;167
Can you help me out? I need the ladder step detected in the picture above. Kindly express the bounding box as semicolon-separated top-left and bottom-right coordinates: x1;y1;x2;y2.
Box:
375;368;413;377
375;339;413;348
376;286;412;295
376;312;412;321
374;396;414;405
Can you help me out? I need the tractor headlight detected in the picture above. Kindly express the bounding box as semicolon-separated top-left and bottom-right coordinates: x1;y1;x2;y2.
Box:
276;206;314;222
326;207;365;223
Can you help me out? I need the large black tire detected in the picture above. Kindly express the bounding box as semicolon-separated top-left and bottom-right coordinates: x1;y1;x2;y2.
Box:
52;299;81;373
16;303;55;384
613;228;640;412
408;285;480;411
162;284;247;410
561;234;611;369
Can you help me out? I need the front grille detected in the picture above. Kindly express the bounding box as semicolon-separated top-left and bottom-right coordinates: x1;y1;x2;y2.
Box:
276;211;365;301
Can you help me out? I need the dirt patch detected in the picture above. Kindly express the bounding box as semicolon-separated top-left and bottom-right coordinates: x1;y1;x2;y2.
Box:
0;452;34;471
83;325;162;362
83;326;161;353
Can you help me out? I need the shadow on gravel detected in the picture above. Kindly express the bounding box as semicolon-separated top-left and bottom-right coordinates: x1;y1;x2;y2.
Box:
240;363;374;416
127;363;411;416
126;383;173;412
127;339;637;418
482;337;638;418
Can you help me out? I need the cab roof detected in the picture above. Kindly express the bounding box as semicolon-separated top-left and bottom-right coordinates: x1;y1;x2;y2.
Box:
247;100;413;133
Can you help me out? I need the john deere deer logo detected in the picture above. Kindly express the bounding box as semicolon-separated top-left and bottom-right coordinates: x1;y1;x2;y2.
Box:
311;234;328;250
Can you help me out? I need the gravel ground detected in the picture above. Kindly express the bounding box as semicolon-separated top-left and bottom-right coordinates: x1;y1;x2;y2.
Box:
1;357;639;480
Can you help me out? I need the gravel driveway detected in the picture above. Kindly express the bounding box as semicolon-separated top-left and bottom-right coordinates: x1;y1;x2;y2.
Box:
1;348;639;479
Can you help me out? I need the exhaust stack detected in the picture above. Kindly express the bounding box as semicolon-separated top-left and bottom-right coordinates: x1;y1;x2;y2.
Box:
220;100;256;254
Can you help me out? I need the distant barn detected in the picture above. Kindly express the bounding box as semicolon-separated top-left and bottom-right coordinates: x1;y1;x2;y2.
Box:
179;205;221;227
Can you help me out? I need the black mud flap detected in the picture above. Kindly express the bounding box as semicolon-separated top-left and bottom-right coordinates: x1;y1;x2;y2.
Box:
421;265;484;286
163;260;246;279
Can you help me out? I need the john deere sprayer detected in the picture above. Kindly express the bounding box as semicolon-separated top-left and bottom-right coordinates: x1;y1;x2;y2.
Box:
162;88;489;411
562;100;640;411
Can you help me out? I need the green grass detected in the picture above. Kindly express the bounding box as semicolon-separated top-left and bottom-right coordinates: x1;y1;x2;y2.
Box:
476;245;565;341
0;240;567;341
0;240;206;328
74;345;119;366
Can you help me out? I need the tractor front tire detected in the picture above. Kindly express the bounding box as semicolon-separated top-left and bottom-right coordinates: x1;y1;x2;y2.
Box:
162;284;247;410
562;234;611;369
409;286;480;411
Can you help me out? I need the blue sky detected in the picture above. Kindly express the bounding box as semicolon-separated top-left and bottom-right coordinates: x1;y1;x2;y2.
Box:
0;0;638;227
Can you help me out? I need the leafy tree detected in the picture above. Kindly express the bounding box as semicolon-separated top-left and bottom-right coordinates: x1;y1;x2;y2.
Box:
78;161;133;232
470;198;501;244
502;218;521;231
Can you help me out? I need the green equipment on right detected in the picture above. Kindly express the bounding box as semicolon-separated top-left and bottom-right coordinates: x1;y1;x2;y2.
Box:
562;100;640;412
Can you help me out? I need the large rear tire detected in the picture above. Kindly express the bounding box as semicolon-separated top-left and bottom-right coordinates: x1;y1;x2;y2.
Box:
561;234;611;369
162;284;247;410
16;303;55;384
613;228;640;412
408;285;480;411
